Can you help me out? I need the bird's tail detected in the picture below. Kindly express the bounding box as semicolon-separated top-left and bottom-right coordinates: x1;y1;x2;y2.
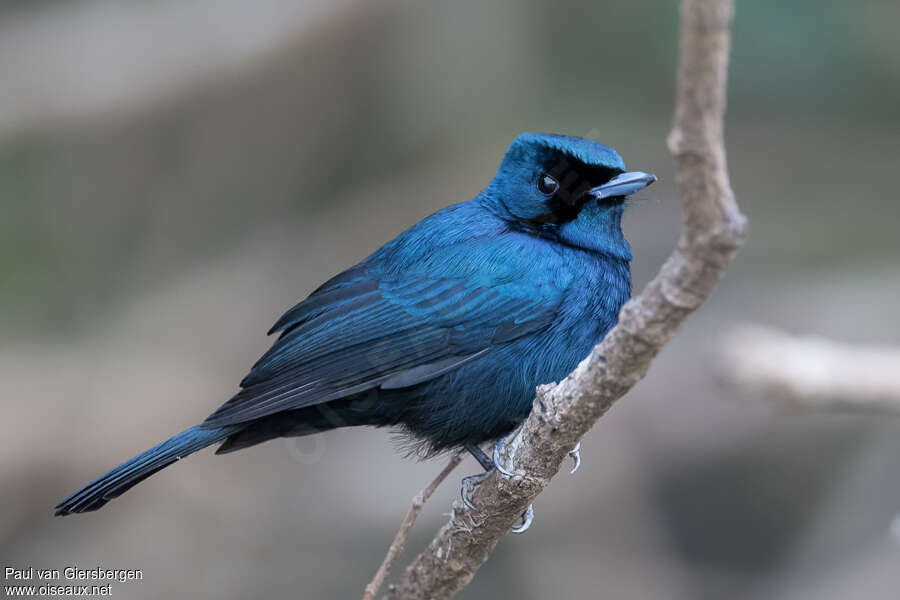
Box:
54;425;241;516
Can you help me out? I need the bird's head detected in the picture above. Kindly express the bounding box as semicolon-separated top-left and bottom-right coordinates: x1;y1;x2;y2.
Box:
483;133;656;259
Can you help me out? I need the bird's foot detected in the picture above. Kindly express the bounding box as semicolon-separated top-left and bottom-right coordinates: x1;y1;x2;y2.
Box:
490;439;536;533
491;438;515;477
460;471;489;510
511;504;535;534
491;437;581;476
459;438;516;508
461;437;578;532
568;441;582;474
460;471;535;533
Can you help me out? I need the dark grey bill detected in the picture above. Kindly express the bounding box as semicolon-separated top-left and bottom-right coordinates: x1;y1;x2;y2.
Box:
589;171;658;200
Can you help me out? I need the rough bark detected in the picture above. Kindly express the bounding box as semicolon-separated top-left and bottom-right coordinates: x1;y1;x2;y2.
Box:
388;1;746;597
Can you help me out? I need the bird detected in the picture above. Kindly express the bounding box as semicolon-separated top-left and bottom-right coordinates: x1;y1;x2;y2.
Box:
54;133;656;529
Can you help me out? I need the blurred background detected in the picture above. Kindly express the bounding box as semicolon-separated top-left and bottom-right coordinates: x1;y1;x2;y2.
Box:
2;0;899;598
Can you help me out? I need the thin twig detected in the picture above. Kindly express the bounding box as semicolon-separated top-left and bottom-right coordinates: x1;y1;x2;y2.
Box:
363;453;464;600
388;1;746;598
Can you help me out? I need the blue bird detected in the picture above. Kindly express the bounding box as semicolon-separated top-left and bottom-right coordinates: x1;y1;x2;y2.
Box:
55;133;656;522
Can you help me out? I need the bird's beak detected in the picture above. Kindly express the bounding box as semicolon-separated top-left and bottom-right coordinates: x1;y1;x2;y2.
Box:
588;171;658;200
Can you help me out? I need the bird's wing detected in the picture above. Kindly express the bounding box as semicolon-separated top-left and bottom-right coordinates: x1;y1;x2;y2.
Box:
201;267;559;428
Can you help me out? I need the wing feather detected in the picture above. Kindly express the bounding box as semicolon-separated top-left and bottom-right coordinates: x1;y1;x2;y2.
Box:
202;268;559;428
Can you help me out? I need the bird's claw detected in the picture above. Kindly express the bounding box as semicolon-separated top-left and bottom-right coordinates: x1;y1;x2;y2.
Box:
462;437;536;533
460;472;488;510
568;441;582;474
462;473;535;534
511;504;535;534
492;438;514;477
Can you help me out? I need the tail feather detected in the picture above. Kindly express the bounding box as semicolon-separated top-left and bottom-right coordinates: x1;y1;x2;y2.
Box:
54;425;240;516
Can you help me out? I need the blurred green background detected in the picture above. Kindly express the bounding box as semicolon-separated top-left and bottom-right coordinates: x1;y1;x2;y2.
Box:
2;1;899;598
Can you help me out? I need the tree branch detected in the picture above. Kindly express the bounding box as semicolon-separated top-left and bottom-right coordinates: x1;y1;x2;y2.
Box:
363;453;463;600
722;325;900;414
388;1;746;597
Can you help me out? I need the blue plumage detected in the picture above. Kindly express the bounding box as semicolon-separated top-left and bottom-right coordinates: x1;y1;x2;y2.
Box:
55;133;656;515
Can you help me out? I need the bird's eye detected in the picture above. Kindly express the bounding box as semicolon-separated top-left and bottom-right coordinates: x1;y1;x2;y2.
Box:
537;173;559;195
